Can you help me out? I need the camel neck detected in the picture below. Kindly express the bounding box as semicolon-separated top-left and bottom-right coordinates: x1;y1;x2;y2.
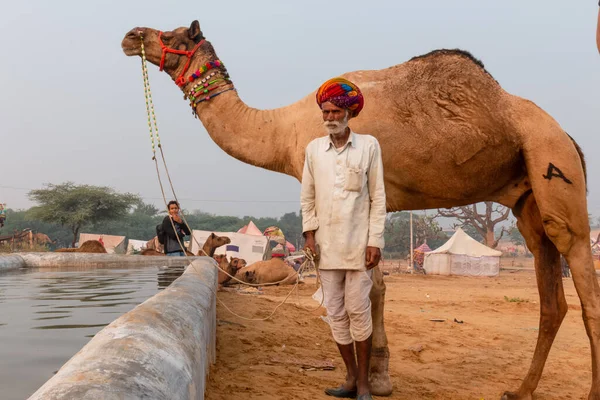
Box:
165;46;294;177
191;87;293;177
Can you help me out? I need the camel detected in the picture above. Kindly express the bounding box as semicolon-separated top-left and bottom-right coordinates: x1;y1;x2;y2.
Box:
235;258;298;286
214;255;247;285
122;21;596;399
56;240;107;253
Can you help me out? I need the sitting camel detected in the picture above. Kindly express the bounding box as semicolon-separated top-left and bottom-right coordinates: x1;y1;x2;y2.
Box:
235;258;298;286
55;240;107;253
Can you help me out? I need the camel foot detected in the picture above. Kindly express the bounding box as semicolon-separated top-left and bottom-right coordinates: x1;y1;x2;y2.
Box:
501;391;532;400
369;370;392;396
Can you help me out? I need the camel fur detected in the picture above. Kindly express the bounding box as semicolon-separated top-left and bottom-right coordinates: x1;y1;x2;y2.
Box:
235;258;298;286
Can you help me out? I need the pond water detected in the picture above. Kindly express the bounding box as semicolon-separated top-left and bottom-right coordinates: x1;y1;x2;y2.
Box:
0;265;184;400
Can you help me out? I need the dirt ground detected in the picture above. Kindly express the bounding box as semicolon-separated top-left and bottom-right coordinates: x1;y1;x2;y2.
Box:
206;259;592;400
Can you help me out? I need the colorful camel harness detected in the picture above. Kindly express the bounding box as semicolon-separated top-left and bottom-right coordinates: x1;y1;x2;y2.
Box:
155;31;234;107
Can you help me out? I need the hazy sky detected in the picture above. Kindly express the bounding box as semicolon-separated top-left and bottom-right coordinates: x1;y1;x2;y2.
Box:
1;1;598;219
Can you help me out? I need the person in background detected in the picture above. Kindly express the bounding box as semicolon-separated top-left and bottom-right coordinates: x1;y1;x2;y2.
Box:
162;201;191;256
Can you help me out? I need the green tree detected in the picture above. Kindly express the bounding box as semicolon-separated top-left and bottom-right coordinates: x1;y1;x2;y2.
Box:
27;182;140;247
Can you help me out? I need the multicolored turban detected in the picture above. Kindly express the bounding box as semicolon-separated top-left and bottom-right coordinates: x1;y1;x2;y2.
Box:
316;78;364;117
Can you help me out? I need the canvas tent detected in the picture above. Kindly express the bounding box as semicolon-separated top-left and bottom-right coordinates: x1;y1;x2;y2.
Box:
423;228;502;277
190;230;269;265
78;233;126;254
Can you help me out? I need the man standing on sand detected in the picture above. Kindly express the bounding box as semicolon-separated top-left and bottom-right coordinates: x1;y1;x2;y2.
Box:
301;78;386;400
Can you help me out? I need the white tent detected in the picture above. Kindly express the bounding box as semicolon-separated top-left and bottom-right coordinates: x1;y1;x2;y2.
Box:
190;230;269;265
424;228;502;277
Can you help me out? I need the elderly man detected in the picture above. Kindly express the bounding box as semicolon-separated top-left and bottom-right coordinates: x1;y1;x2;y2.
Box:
301;78;386;400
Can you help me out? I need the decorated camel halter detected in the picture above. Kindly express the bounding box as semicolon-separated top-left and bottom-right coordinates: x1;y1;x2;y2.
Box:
157;31;205;87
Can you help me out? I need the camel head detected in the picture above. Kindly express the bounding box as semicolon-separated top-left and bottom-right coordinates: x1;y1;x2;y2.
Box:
122;20;217;82
244;270;257;284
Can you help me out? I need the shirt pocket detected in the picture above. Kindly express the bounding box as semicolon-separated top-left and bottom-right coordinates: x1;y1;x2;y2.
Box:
344;166;364;192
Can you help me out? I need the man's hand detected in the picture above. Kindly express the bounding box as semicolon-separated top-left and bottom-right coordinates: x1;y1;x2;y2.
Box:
365;246;381;270
303;231;317;256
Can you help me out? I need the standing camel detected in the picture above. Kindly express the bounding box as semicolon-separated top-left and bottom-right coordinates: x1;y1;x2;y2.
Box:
122;21;595;399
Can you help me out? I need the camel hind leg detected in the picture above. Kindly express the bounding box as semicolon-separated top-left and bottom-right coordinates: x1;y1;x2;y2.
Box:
516;114;599;398
502;193;568;400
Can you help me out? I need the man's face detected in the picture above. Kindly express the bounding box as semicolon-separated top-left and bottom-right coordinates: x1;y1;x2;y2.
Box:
168;204;180;216
321;102;349;136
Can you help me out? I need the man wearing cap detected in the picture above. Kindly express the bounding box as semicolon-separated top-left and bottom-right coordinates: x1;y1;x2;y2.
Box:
301;78;386;400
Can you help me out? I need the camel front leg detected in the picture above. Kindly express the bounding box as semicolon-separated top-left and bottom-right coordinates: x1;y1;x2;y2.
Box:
369;265;393;396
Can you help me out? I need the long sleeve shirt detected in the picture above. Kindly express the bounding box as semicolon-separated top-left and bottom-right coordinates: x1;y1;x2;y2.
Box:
301;131;386;271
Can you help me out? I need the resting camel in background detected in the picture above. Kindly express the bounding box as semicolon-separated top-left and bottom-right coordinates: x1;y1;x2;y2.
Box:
122;21;595;399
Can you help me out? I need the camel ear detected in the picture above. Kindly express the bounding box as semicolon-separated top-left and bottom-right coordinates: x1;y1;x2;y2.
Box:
188;20;202;43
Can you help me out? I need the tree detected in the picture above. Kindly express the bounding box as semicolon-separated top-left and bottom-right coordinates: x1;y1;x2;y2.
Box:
508;225;526;248
384;212;447;256
27;182;140;247
434;201;511;248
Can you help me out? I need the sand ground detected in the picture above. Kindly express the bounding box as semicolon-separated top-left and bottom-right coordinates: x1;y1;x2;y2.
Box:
206;259;591;400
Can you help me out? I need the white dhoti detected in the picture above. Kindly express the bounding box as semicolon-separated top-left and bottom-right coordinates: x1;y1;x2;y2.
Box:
319;269;373;345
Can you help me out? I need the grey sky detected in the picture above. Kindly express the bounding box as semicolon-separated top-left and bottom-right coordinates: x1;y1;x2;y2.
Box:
1;0;598;219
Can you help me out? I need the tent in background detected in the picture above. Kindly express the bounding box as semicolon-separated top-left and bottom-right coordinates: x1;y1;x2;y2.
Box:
78;233;126;254
127;239;148;254
286;241;296;252
190;230;269;265
423;228;501;277
237;221;263;236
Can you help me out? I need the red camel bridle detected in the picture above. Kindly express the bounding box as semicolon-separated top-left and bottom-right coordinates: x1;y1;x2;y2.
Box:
158;31;205;87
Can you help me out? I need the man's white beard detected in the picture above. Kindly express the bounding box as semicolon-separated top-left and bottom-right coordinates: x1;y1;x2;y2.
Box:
324;118;349;137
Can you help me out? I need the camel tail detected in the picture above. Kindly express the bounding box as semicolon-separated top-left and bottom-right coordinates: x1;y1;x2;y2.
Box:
565;132;587;190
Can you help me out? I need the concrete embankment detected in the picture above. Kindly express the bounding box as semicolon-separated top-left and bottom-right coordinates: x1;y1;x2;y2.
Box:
0;254;25;272
28;257;217;400
19;252;197;269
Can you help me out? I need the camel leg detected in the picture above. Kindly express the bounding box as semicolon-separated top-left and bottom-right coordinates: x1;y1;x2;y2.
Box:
502;194;568;400
369;265;393;396
511;119;600;398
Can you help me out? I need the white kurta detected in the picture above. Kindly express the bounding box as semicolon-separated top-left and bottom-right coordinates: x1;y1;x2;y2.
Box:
300;131;386;271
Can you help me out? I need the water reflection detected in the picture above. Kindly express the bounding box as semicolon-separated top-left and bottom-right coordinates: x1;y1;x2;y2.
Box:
157;266;185;289
0;267;161;400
